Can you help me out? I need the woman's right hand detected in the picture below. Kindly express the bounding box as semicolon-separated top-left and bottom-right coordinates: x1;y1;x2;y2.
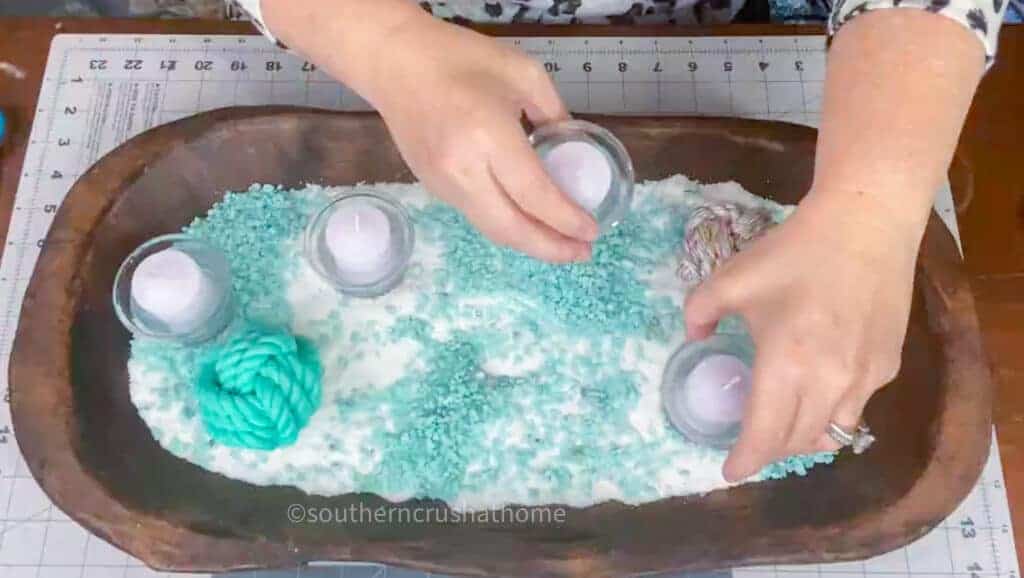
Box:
264;0;598;262
372;18;598;262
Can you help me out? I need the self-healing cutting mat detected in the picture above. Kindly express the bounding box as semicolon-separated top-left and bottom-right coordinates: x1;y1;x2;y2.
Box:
0;33;1015;578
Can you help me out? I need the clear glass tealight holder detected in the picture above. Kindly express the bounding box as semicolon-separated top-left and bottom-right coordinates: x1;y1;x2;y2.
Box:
530;119;635;231
304;192;415;298
661;333;755;450
113;234;234;344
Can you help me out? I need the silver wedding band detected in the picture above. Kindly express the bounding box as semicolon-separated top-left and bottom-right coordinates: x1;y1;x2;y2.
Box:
827;422;876;454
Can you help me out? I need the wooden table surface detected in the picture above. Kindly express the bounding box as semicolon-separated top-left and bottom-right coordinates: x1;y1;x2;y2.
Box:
0;16;1021;570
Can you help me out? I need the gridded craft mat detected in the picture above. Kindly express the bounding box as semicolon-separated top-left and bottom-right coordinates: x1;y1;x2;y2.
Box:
0;33;1012;578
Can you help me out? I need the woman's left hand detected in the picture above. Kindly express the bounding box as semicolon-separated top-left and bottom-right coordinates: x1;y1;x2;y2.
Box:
684;190;926;481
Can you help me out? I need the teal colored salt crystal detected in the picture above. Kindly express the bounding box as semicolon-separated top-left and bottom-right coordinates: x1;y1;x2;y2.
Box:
416;198;682;337
390;316;432;341
760;452;837;480
185;185;314;325
358;335;512;500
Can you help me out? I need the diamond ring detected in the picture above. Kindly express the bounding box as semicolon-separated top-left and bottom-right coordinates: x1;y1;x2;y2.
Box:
827;422;876;455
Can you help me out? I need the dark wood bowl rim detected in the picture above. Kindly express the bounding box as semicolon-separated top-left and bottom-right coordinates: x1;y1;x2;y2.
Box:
9;107;993;576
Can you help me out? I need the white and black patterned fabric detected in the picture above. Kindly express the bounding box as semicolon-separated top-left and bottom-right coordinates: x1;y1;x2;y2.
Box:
232;0;1007;62
828;0;1008;63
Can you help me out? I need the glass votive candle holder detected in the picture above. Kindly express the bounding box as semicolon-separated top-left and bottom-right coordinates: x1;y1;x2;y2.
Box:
113;234;234;344
304;192;415;298
661;333;755;450
530;119;635;231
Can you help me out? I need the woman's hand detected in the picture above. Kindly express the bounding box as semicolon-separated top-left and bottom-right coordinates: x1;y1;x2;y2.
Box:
685;8;985;481
263;0;597;263
370;18;598;262
684;191;923;481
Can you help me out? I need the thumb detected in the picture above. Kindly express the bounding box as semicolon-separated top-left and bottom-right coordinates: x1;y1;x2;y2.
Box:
684;279;732;340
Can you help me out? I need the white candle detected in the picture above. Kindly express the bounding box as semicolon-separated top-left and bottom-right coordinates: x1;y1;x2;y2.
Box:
682;354;752;434
542;140;613;212
325;201;394;284
130;248;218;332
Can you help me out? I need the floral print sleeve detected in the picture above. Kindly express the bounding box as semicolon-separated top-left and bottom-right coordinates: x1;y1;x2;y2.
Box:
829;0;1009;64
230;0;279;44
231;0;1008;62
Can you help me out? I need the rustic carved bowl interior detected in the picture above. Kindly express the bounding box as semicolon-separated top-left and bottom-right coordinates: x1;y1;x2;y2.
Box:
9;107;993;577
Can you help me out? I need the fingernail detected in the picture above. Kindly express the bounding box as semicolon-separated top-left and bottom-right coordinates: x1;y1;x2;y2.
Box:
723;468;744;483
722;458;749;483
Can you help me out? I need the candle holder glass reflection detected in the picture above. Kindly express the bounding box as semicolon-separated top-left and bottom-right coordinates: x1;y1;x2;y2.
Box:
113;234;235;344
304;192;415;298
530;119;635;230
661;333;755;450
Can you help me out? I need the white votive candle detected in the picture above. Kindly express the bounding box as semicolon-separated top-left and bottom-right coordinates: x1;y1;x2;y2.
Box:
682;354;752;433
130;248;217;332
325;201;394;284
542;140;613;212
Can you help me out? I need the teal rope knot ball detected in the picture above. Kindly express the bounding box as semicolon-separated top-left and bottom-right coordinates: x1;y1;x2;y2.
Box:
196;328;322;450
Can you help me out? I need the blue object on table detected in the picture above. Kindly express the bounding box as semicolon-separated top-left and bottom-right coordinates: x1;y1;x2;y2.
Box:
1008;0;1023;22
0;109;7;144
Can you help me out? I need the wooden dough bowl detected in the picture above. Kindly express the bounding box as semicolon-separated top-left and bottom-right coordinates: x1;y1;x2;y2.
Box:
9;107;994;577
